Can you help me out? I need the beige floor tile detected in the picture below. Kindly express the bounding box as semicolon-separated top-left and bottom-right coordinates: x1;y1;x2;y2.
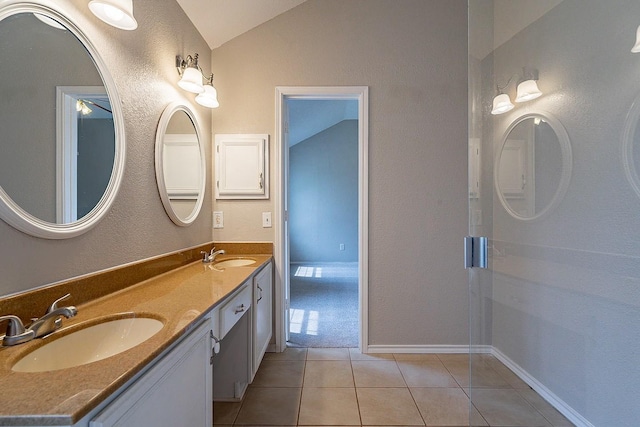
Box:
411;387;487;426
393;353;442;362
304;360;354;387
307;347;350;360
471;388;552;426
444;361;510;388
396;359;459;387
213;400;242;425
298;387;361;425
349;348;395;360
517;389;575;427
357;387;424;426
235;387;301;425
491;362;530;389
264;347;308;361
352;360;407;387
251;360;305;388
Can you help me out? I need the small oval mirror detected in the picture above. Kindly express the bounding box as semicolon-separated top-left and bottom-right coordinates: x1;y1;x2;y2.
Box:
155;103;206;226
495;112;572;221
622;93;640;198
0;5;125;239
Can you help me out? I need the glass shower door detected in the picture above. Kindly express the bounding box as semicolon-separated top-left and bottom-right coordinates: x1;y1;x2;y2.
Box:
468;1;640;426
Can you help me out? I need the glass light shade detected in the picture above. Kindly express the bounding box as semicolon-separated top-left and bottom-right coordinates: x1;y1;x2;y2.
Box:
89;0;138;31
178;67;204;93
491;93;514;115
195;84;220;108
632;25;640;53
515;79;542;102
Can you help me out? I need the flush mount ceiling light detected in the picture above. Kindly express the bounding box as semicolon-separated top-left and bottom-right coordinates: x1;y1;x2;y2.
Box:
33;13;66;30
176;54;220;108
491;68;542;115
632;25;640;53
88;0;138;31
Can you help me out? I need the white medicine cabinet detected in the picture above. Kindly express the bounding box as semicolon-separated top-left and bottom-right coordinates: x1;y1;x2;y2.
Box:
214;134;269;199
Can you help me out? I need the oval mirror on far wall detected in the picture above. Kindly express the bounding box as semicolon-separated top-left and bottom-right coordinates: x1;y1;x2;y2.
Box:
495;112;572;221
0;4;125;239
155;103;206;226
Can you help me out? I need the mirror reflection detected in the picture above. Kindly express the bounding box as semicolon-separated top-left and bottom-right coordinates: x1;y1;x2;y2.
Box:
155;104;205;225
0;12;115;225
496;113;571;220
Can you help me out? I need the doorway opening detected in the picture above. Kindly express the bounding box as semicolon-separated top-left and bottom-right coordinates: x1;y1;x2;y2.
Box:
275;86;369;352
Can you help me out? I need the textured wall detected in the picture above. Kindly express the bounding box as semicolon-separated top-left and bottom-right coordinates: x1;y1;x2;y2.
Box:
289;120;358;263
211;0;469;346
0;0;213;297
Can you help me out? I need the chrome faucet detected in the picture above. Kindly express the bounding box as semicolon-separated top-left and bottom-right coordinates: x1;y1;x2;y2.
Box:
0;315;34;346
201;247;225;263
0;294;77;346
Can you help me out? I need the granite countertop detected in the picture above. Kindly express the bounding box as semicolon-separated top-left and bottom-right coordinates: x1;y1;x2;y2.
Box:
0;254;272;426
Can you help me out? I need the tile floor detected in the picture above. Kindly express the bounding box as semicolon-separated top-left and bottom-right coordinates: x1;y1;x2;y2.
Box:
213;348;574;427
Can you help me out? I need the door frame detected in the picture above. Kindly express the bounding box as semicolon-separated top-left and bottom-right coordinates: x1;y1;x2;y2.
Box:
274;86;369;352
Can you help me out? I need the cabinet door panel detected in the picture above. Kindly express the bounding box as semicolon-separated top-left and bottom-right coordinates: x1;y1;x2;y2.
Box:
253;262;272;378
90;321;211;427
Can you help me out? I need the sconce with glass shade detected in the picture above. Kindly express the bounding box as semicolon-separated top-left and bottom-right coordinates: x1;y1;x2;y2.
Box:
632;25;640;53
88;0;137;31
491;68;542;115
176;54;219;108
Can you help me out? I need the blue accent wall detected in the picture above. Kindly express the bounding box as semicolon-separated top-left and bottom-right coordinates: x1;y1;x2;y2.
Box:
289;120;358;263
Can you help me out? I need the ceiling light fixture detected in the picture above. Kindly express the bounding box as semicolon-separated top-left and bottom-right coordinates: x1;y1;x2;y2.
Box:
88;0;138;31
176;54;220;108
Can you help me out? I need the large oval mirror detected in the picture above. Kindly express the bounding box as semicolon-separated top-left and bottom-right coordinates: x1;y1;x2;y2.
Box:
495;112;572;221
0;4;125;239
155;103;205;226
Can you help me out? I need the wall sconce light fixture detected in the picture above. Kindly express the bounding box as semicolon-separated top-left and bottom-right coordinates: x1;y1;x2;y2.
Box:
632;25;640;53
88;0;138;31
176;53;220;109
491;68;542;115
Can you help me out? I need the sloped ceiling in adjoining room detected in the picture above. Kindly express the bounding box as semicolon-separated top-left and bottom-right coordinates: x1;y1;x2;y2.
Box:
175;0;307;49
287;99;358;147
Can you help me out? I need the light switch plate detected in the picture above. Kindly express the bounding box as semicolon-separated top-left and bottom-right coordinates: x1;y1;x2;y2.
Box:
213;211;223;228
262;212;272;228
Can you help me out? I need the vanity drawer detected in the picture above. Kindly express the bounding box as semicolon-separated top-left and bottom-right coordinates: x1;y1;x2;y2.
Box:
219;283;252;339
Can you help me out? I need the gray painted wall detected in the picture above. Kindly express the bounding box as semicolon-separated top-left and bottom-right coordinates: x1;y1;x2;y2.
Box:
289;120;358;263
475;0;640;424
211;0;469;346
0;0;213;297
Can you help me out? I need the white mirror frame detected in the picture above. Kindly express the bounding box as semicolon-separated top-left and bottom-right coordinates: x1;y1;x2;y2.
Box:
0;1;126;239
155;102;206;226
494;111;572;222
622;92;640;198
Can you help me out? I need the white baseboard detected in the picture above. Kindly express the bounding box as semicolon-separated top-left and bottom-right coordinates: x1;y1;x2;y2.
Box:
366;344;471;354
491;347;594;427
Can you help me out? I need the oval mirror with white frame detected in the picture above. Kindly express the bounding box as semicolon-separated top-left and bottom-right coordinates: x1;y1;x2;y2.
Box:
155;102;206;226
622;93;640;198
0;3;125;239
495;112;572;221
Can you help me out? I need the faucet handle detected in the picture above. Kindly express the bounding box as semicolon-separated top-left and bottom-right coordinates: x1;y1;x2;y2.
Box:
0;315;27;336
47;293;71;314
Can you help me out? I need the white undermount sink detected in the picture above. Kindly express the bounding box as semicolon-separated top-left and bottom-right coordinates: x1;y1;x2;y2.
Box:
12;317;164;373
214;258;256;268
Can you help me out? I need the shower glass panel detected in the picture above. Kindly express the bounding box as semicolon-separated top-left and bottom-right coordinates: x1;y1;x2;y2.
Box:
469;1;640;426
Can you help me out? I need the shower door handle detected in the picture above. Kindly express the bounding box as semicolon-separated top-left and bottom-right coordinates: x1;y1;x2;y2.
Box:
464;236;488;269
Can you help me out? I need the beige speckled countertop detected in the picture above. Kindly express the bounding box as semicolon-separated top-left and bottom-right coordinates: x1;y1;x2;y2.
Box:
0;254;272;426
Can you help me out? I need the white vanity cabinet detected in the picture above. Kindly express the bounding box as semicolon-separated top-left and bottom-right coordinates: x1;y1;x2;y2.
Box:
89;319;212;427
212;280;252;401
252;262;272;379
